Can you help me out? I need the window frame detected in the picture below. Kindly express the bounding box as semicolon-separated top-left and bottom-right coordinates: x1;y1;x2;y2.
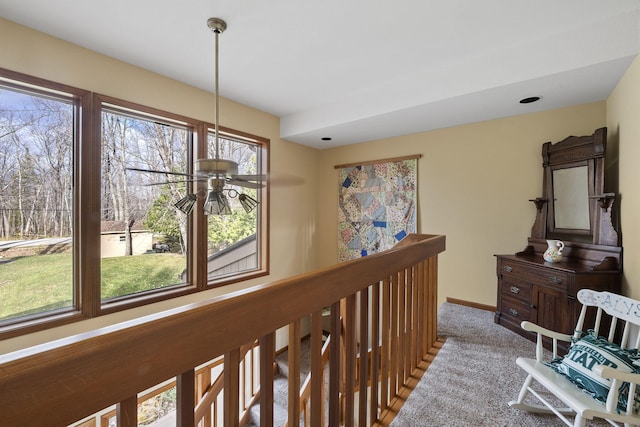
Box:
93;94;203;316
200;123;270;289
0;68;91;336
0;68;270;338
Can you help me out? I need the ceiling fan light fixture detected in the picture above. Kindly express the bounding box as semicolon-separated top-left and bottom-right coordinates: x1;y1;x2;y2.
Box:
238;193;259;213
174;193;198;215
196;158;238;176
204;189;231;215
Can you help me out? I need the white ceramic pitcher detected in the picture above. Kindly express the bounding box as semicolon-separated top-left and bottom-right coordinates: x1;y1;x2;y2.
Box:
543;239;564;262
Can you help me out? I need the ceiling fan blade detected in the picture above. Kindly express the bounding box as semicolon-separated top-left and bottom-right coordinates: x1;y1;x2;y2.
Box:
226;178;264;189
232;174;267;181
126;167;193;178
142;178;207;186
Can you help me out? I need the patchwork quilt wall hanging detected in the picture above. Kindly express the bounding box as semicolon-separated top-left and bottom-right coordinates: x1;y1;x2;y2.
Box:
337;157;418;262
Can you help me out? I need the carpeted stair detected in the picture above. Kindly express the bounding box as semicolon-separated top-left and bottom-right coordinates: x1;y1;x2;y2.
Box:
245;339;312;427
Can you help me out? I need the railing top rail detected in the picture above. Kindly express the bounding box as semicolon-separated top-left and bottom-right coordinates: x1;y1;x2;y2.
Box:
0;233;444;427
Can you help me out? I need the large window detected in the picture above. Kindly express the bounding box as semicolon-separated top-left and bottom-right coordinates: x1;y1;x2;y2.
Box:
0;69;268;337
0;75;80;325
100;105;192;302
207;130;263;280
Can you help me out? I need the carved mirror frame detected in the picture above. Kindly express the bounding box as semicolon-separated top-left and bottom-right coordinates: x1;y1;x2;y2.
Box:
529;127;619;247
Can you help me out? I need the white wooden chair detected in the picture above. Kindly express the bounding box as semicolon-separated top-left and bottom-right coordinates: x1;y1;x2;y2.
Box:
509;289;640;426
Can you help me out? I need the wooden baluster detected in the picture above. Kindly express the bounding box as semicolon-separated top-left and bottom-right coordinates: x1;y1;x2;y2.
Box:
116;395;137;427
415;261;423;362
177;369;195;426
421;260;429;356
406;269;412;381
321;350;326;427
304;402;310;427
358;287;369;426
422;258;432;352
311;310;324;426
405;267;413;380
370;282;380;423
343;294;357;427
251;342;256;401
328;301;341;427
288;320;301;426
404;267;414;374
259;333;275;427
240;354;245;414
428;256;438;350
224;349;240;427
340;299;347;426
390;272;399;398
197;366;212;426
398;269;406;385
425;258;431;350
411;264;419;370
380;277;391;409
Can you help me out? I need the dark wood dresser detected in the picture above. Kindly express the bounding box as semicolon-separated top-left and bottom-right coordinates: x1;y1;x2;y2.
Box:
495;242;621;342
495;128;622;347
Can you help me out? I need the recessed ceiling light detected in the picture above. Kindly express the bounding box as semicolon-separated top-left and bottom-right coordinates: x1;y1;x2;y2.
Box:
519;96;541;104
321;137;332;141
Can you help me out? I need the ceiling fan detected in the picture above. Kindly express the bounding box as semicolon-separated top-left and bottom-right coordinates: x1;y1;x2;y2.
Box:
127;17;263;215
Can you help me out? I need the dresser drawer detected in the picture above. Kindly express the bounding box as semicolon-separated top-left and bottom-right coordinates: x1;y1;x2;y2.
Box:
499;260;568;288
501;279;531;302
500;295;530;324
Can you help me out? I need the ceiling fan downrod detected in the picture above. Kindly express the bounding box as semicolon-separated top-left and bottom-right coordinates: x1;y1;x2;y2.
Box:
207;17;227;162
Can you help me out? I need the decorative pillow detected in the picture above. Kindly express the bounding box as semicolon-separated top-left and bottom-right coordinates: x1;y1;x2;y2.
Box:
545;331;640;413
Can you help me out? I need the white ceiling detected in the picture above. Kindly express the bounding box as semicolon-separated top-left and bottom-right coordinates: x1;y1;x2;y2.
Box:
1;0;639;149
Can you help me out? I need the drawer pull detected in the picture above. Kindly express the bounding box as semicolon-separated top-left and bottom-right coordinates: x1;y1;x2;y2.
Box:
503;266;513;273
510;286;520;294
550;276;563;284
509;308;519;316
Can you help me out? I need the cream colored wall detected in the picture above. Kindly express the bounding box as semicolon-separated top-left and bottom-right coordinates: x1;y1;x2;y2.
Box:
0;19;319;353
607;55;640;299
317;104;606;306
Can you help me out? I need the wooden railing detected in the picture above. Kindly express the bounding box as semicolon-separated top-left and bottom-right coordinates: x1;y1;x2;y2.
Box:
0;233;445;427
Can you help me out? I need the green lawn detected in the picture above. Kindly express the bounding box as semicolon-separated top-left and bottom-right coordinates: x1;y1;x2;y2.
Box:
0;253;186;321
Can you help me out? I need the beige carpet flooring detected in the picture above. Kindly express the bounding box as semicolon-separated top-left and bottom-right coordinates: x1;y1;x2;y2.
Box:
390;302;609;427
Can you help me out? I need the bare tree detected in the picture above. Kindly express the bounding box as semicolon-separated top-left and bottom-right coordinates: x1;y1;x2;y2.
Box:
101;111;189;255
0;91;73;239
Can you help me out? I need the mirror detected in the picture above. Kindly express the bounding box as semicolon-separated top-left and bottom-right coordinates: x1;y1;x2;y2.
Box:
552;166;590;230
529;127;619;246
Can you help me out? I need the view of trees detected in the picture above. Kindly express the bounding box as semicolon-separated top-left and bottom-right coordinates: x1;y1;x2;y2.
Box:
101;108;190;255
102;109;260;258
101;109;261;294
0;81;262;322
0;89;73;239
0;87;76;321
0;88;260;252
205;133;259;256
